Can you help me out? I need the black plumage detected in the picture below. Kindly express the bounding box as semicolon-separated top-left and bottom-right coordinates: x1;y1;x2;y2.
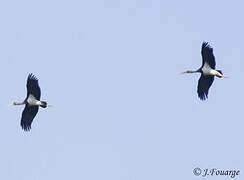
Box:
21;106;39;131
181;42;227;100
197;42;216;100
21;74;41;131
201;42;216;69
197;75;214;100
26;73;41;100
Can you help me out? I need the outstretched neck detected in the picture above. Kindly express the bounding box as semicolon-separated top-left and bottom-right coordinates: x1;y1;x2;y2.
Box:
188;70;198;73
8;101;25;107
182;69;201;74
13;101;25;105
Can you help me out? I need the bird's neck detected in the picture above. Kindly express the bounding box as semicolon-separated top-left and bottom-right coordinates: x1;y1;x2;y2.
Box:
13;101;25;105
188;69;200;73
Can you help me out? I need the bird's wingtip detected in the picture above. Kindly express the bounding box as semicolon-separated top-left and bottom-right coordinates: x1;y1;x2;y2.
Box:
28;73;38;81
202;41;213;50
202;41;208;46
21;124;31;131
198;93;208;101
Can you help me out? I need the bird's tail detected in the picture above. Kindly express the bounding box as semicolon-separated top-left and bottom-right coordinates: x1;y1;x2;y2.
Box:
216;70;223;75
40;101;47;108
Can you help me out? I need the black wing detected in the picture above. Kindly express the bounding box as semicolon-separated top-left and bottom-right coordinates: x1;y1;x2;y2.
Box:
201;42;216;69
197;74;214;100
21;105;39;131
27;73;41;100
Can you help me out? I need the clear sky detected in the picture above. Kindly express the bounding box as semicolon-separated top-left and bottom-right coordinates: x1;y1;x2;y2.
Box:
0;0;243;179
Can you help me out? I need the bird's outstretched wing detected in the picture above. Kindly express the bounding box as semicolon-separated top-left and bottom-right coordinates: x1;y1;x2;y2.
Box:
197;74;214;100
21;105;39;131
27;73;41;100
201;42;216;69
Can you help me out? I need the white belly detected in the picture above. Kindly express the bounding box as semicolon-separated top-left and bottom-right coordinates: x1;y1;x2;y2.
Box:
202;63;215;76
27;94;42;106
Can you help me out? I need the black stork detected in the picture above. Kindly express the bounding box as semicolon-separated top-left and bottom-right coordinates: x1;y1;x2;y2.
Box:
9;73;52;131
181;42;228;100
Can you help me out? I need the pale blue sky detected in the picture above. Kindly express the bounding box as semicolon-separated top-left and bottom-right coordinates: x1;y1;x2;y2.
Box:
0;0;243;179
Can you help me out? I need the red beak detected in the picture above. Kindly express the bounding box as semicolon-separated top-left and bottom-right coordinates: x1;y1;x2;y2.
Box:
180;71;188;74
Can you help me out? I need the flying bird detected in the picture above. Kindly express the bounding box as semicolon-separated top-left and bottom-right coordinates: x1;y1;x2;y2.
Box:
181;42;228;100
9;74;52;131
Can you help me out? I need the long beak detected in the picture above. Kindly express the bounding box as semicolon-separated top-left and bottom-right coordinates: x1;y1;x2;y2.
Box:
180;71;188;74
8;103;14;107
47;104;53;107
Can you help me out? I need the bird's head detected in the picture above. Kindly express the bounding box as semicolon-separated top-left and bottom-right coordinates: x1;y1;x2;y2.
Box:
8;103;14;107
180;69;201;74
180;70;197;74
180;70;190;74
8;101;25;107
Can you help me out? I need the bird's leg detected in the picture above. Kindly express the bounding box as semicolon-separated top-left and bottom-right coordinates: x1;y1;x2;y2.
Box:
215;71;229;78
221;75;229;78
